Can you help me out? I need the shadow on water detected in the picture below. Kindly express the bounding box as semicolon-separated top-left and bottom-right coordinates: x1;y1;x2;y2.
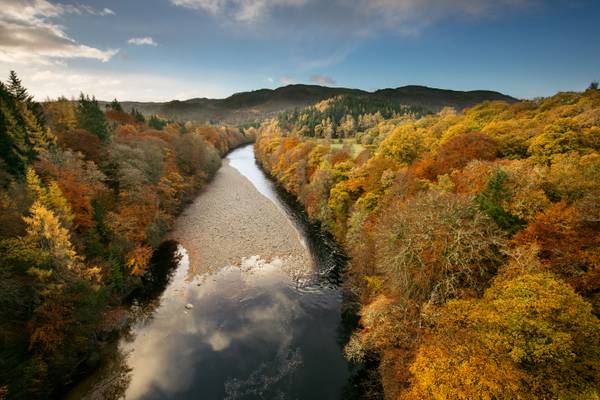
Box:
126;240;182;305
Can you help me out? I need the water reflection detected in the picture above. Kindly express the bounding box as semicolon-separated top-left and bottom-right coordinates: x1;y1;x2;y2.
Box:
68;145;351;399
114;249;346;399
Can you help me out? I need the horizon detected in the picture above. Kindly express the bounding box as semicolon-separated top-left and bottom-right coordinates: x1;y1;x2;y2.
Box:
58;83;521;104
1;0;599;102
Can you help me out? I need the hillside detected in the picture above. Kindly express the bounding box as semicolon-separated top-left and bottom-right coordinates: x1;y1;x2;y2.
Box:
109;84;517;124
255;87;600;399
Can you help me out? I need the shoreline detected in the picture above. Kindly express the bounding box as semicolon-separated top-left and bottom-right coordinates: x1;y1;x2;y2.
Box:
170;158;312;277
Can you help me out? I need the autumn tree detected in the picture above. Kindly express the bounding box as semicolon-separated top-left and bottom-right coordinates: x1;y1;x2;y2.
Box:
405;272;600;399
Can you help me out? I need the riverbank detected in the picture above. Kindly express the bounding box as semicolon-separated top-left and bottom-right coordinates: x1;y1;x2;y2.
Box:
65;145;351;399
171;159;312;276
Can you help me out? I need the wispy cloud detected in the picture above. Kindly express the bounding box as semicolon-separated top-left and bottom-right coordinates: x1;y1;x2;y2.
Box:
310;74;335;86
279;75;297;85
0;0;118;65
171;0;538;33
128;37;158;46
65;5;115;16
170;0;308;22
357;0;538;33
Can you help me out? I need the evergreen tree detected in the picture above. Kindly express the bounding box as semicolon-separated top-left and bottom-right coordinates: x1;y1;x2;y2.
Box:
148;114;166;130
76;94;110;142
7;70;31;103
130;107;145;123
110;98;123;112
0;81;31;175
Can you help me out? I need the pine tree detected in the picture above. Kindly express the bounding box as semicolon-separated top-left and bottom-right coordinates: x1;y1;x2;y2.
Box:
7;71;31;103
0;82;31;175
130;107;145;123
109;98;123;112
76;94;110;142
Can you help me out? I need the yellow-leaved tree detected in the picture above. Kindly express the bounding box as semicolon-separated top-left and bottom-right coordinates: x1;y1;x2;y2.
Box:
23;201;78;271
404;272;600;400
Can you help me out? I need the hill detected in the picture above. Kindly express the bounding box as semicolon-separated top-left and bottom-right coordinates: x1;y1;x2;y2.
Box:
108;84;517;124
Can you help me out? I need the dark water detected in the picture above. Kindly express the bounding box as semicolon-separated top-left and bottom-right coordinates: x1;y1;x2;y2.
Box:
66;145;351;400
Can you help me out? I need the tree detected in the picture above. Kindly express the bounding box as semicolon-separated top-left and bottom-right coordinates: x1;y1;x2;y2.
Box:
43;97;77;132
405;272;600;400
130;107;145;123
23;201;78;270
378;125;424;165
7;70;31;102
475;169;526;234
148;115;166;130
0;82;32;175
109;98;123;112
416;132;498;180
375;191;506;303
76;94;110;142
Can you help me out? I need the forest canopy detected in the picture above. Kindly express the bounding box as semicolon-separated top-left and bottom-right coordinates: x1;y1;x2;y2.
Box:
255;85;600;399
0;71;252;399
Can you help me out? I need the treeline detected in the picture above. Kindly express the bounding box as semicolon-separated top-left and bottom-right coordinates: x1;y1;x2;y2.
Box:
255;88;600;399
0;71;253;399
277;95;427;139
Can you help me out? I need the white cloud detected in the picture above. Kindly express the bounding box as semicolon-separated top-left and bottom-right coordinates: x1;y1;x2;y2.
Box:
128;37;159;46
170;0;308;22
171;0;537;32
310;74;335;86
0;65;231;101
279;76;296;85
0;0;118;65
356;0;536;33
64;4;115;16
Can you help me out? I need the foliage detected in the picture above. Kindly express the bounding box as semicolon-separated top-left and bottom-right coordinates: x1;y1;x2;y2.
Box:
277;95;427;138
255;87;600;399
76;94;110;142
405;272;600;400
475;169;525;234
0;72;253;399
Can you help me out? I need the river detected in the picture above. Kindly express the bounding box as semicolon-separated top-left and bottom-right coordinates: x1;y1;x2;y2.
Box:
66;144;351;400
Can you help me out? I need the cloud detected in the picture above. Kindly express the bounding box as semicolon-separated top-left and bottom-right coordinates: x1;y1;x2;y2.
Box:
170;0;308;22
279;76;296;85
0;64;232;101
63;4;115;16
128;37;158;46
0;0;118;65
171;0;538;32
356;0;537;33
310;74;335;86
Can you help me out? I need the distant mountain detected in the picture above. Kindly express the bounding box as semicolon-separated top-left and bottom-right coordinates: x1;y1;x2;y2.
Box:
110;84;517;125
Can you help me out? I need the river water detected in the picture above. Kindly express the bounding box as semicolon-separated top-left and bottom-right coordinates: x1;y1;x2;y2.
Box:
66;145;351;400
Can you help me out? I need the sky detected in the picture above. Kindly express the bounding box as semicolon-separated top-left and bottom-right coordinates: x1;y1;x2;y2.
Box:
0;0;599;101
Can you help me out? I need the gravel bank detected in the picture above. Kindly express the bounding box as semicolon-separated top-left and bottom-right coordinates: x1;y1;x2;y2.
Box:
170;160;311;276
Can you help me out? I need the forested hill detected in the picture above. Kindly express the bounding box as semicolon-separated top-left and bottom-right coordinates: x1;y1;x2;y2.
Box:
108;84;516;124
255;85;600;399
0;71;253;399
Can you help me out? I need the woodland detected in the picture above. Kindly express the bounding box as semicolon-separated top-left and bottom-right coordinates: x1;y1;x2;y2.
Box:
255;84;600;399
0;71;252;399
1;67;600;399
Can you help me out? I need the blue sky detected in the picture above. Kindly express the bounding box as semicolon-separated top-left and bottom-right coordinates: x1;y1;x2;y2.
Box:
1;0;599;101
